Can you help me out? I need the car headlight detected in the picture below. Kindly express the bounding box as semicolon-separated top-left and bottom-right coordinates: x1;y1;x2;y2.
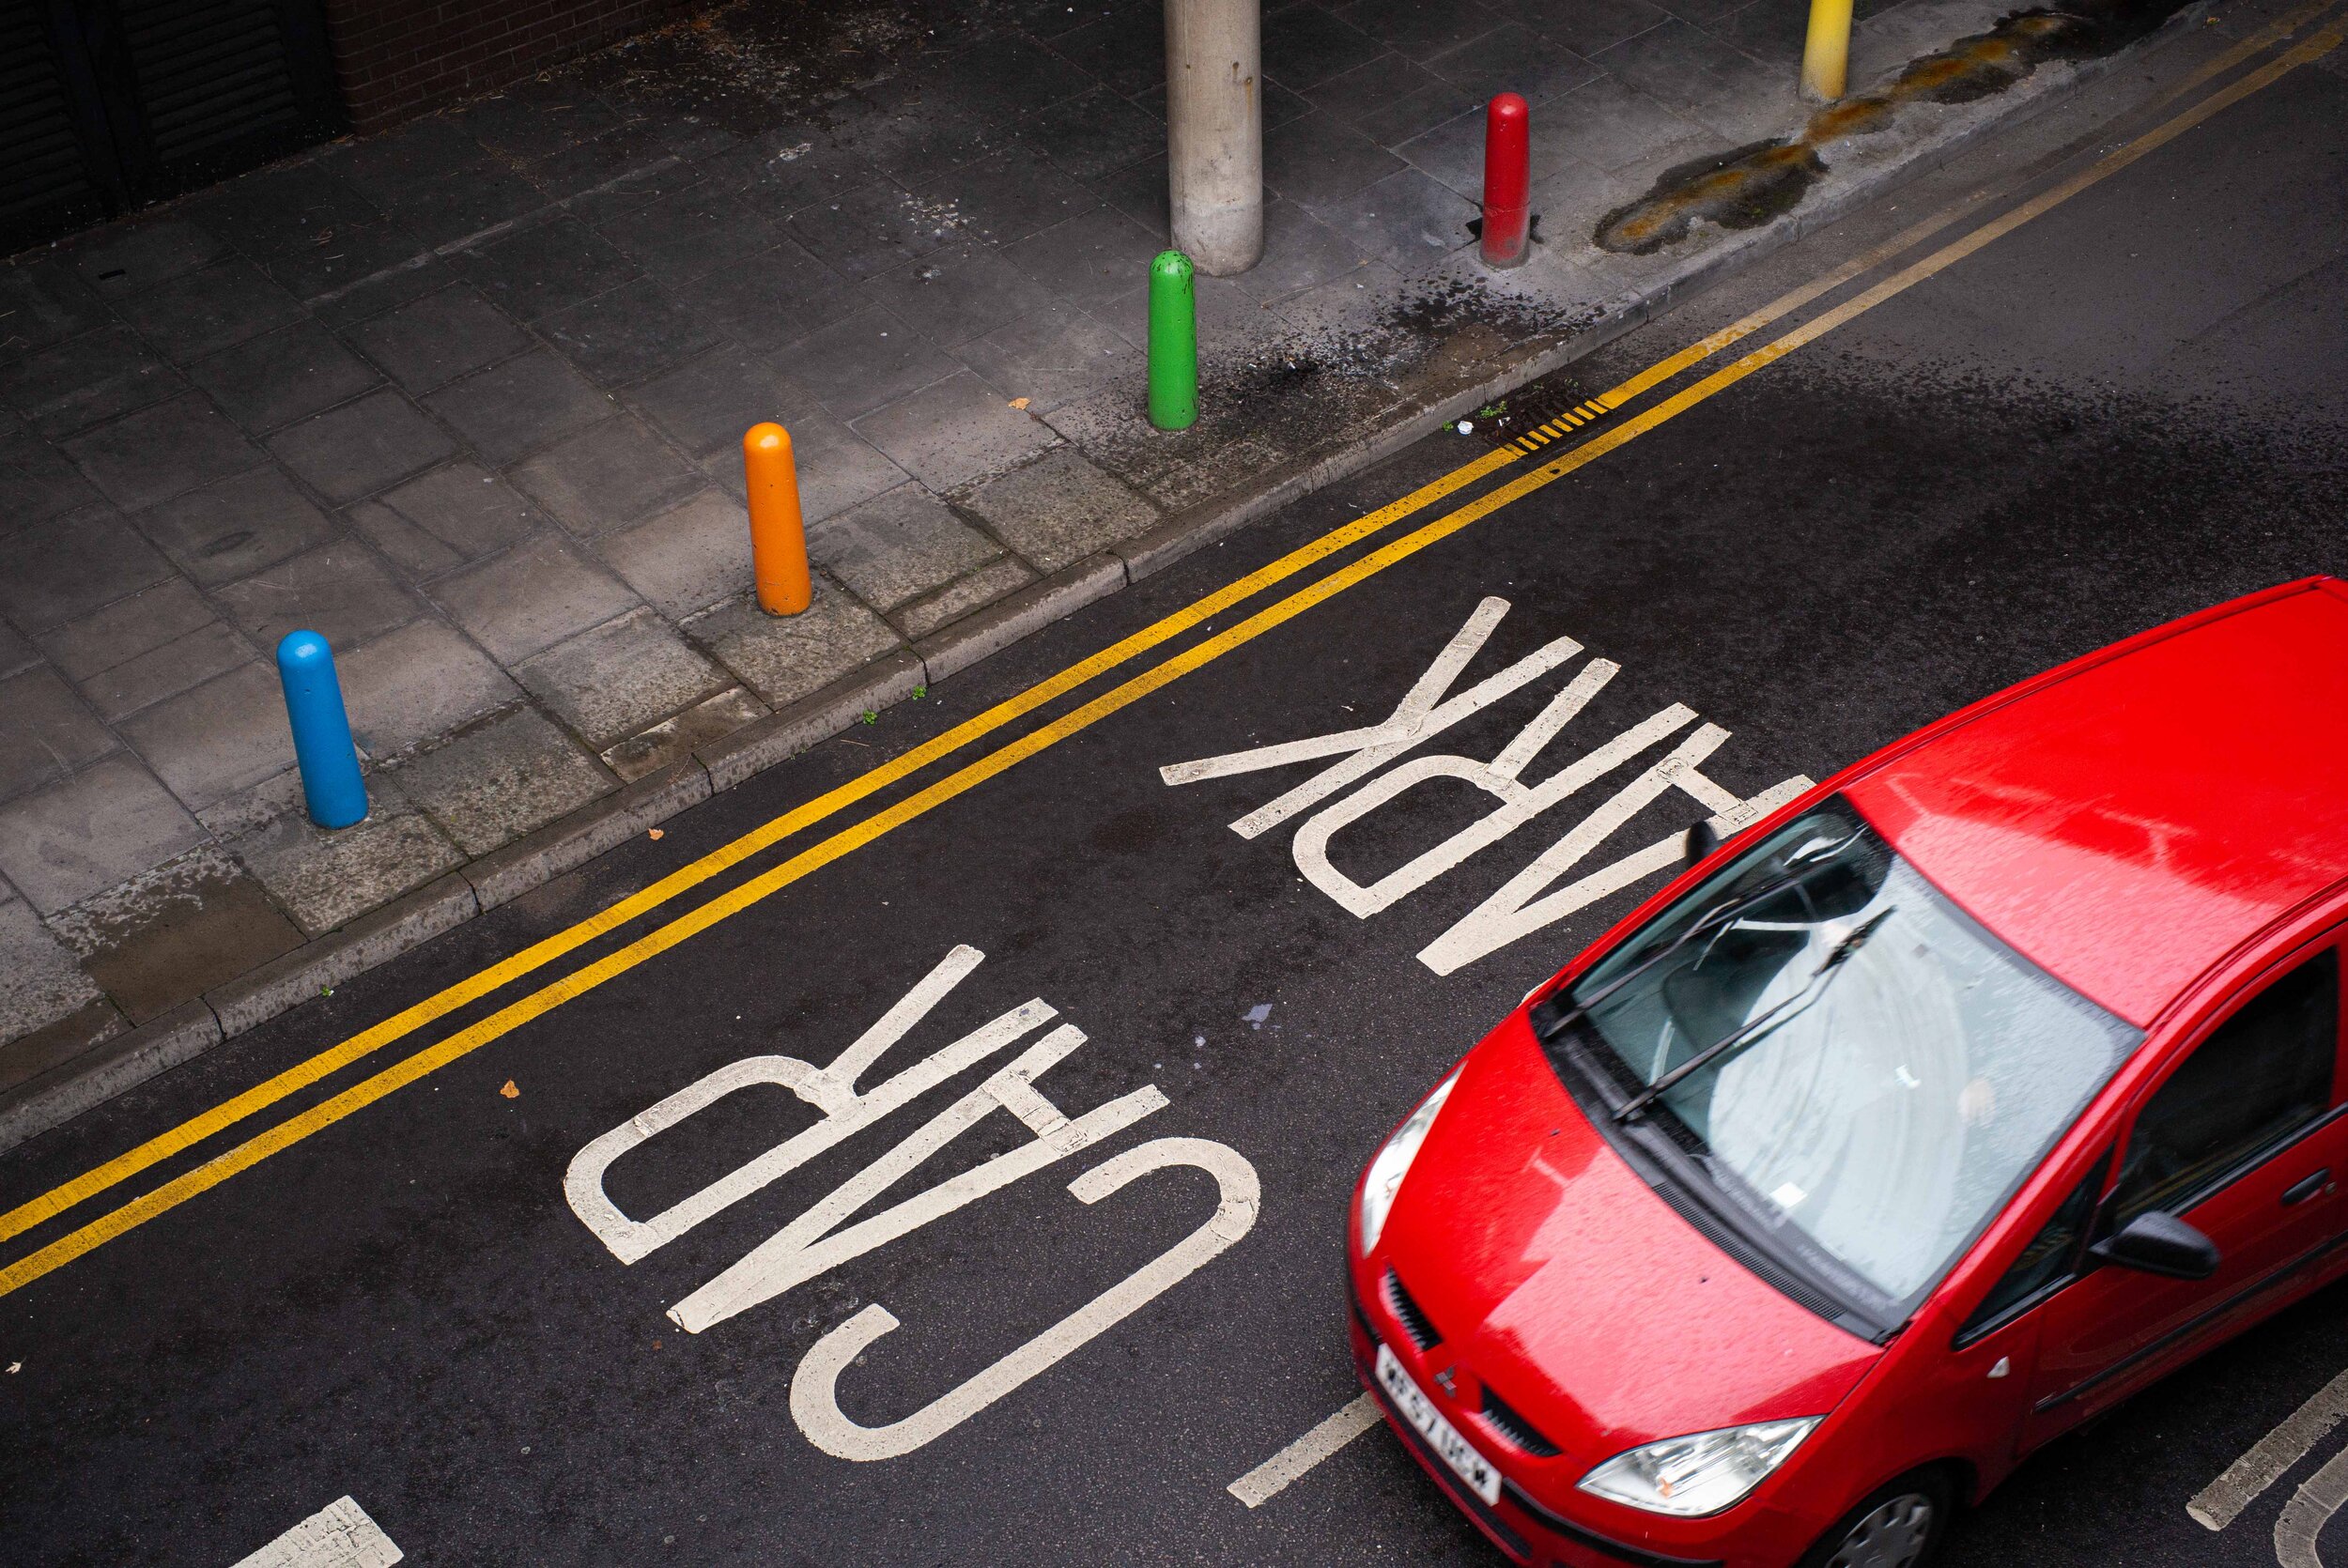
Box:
1356;1068;1460;1255
1576;1418;1821;1516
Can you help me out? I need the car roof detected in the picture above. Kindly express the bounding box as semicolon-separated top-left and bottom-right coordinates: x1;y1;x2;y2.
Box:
1845;579;2348;1029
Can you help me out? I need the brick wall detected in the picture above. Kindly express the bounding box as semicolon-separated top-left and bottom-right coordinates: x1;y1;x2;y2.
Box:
320;0;695;132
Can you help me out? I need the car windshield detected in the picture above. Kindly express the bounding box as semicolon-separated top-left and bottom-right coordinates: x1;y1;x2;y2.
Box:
1568;797;2139;1314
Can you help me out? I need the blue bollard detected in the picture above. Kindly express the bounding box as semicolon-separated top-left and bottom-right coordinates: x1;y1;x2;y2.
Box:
275;630;367;830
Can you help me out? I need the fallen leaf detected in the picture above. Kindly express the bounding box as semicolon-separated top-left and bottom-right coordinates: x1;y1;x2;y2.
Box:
648;827;665;839
1008;396;1030;409
6;1361;18;1374
500;1080;519;1099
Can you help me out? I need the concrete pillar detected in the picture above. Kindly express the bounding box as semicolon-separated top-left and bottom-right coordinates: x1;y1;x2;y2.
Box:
1165;0;1262;276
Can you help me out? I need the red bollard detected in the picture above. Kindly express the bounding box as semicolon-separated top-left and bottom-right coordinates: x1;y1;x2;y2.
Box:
1480;93;1531;269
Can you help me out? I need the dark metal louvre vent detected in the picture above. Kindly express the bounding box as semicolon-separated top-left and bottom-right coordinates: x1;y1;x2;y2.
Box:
1383;1268;1442;1352
0;6;96;228
1478;1387;1563;1457
120;0;300;163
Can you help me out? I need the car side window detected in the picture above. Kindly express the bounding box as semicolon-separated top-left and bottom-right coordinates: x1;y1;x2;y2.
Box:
2109;948;2341;1230
1958;1154;2109;1343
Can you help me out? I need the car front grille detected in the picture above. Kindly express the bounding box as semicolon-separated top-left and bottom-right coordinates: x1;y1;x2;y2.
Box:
1383;1268;1443;1351
1478;1385;1564;1457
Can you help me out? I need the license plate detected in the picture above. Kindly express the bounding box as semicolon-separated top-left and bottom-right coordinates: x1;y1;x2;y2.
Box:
1376;1343;1503;1506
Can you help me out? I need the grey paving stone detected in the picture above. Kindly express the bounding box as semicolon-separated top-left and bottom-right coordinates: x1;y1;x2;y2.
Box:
598;489;753;620
375;162;547;254
956;304;1139;414
80;622;255;723
687;580;906;709
119;660;297;810
0;896;102;1042
1396;105;1491;197
1090;151;1174;240
916;146;1100;246
1423;22;1602;104
1000;207;1166;315
1051;7;1167;98
1491;0;1676;56
380;461;548;561
510;412;708;536
1335;0;1506;60
54;842;302;1023
0;431;102;528
333;115;505;205
927;34;1100;116
627;345;798;458
335;617;519;757
187;318;381;433
425;350;614;466
63;392;264;511
538;277;721;387
830;81;1009;188
0;504;175;632
304;251;456;330
135;468;336;585
115;258;305;364
601;685;765;783
211;538;425;652
267;388;458;503
809;484;1003;610
959;448;1161;573
780;307;962;421
861;241;1059;350
707;400;908;527
232;807;462;937
35;578;212;680
1541;75;1709;172
0;757;209;915
670;240;862;353
850;372;1059;491
394;707;616;856
1312;57;1483;149
0;261;115;358
1312;167;1480;272
1269;110;1413;210
1024;86;1166;184
256;215;435;304
1234;201;1375;300
1591;18;1789;143
892;556;1038;640
461;215;641;321
516;606;730;748
343;284;531;393
786;181;965;282
460;87;624;161
592;183;784;286
0;622;36;678
432;531;641;663
345;499;464;580
1263;3;1386;89
72;219;226;294
0;669;117;803
0;324;184;438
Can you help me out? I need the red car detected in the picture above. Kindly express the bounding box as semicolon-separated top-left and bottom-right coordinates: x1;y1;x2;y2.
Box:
1349;578;2348;1568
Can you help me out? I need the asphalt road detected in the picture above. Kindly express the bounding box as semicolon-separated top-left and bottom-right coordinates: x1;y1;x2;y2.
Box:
4;19;2346;1568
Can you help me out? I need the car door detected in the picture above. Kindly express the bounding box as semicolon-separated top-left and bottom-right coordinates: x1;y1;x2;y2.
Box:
2022;940;2347;1450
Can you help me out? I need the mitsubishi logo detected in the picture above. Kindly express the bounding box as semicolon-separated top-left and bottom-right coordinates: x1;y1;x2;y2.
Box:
1433;1365;1460;1395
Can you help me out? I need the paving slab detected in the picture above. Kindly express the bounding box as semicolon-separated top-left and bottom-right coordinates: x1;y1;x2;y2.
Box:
686;583;905;709
344;284;532;394
186;318;382;433
209;538;425;651
850;371;1059;491
0;669;117;804
0;324;184;439
79;623;256;724
431;532;641;664
62;392;264;512
0;895;103;1043
509;412;708;536
50;845;301;1024
960;448;1162;573
378;461;548;562
232;804;464;937
425;351;614;467
809;484;1003;609
596;489;755;620
394;708;618;856
0;755;209;915
516;606;731;749
135;467;337;584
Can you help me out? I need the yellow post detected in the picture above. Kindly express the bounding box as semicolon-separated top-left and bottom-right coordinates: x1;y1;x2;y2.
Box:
743;423;810;615
1800;0;1854;101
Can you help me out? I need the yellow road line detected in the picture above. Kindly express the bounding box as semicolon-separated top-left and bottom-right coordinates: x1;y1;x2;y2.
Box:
18;18;2320;1277
8;27;2324;1299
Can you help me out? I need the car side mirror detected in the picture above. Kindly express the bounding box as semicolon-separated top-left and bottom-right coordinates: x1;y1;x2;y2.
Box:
1683;821;1719;867
2089;1210;2220;1280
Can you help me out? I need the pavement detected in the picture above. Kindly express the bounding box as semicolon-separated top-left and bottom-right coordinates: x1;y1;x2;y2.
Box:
0;0;2228;1136
2;7;2344;1563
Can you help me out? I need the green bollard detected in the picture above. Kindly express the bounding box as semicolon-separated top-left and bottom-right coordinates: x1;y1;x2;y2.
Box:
1148;250;1197;431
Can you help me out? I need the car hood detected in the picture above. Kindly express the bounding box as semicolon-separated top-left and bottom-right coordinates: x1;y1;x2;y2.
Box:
1379;1021;1882;1469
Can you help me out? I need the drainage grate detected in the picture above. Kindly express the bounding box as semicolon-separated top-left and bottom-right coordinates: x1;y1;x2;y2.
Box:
1383;1268;1442;1352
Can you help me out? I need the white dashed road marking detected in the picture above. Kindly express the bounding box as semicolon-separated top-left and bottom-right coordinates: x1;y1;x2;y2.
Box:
1228;1393;1383;1509
230;1497;401;1568
2194;1364;2348;1531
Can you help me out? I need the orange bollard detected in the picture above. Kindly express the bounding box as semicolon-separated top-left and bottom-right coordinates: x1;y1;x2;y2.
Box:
743;422;810;615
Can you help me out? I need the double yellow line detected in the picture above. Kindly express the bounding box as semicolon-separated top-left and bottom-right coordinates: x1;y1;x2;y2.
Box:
3;9;2337;1298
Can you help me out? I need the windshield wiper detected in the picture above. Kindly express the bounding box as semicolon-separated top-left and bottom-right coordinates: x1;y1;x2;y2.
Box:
1613;907;1894;1123
1529;828;1868;1043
